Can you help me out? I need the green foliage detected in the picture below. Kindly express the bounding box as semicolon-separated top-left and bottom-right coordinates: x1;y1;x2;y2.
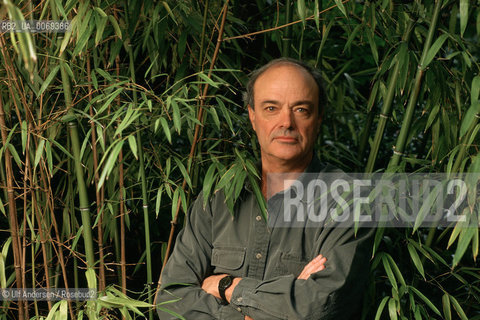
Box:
0;0;479;319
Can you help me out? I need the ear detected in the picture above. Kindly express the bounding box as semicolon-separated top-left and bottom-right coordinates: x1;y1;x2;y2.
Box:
248;105;256;131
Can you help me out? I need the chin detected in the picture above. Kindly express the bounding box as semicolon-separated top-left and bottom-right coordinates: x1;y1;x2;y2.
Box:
271;151;303;162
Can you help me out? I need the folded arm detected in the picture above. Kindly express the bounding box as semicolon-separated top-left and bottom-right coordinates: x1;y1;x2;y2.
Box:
203;227;372;320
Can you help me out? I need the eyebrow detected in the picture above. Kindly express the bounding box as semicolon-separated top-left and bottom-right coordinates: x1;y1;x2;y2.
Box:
259;100;315;108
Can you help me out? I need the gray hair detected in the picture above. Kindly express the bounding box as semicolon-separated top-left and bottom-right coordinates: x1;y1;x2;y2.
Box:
243;58;327;118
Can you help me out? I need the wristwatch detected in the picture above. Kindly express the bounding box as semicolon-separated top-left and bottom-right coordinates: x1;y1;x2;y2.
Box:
218;275;235;304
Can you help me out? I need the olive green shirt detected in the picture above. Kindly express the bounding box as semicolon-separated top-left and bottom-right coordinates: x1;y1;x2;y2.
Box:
157;158;372;319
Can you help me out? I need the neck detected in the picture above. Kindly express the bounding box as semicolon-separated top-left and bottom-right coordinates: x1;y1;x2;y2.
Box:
261;153;313;198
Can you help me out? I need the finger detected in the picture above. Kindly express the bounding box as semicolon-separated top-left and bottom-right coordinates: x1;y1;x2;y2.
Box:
303;257;327;272
298;257;327;279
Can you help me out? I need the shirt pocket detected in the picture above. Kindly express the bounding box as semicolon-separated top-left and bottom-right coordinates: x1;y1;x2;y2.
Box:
276;252;310;277
211;247;246;275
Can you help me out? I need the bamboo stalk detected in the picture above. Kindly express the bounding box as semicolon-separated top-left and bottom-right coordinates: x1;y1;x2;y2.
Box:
126;39;154;320
282;0;292;57
365;19;414;172
86;55;106;292
119;148;127;295
387;0;442;171
154;0;230;306
0;93;24;320
59;57;96;283
198;0;210;73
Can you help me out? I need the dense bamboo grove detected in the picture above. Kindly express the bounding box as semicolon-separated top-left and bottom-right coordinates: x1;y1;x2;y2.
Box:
0;0;479;319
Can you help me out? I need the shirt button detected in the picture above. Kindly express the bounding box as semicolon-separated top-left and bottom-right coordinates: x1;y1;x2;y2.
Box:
236;307;242;312
256;253;262;259
237;297;243;302
256;215;261;221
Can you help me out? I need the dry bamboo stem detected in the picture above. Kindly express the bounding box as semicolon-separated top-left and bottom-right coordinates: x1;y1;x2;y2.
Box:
154;0;230;306
0;94;25;320
87;55;106;292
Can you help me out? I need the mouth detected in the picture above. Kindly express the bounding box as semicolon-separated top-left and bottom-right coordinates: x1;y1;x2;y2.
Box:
274;136;298;143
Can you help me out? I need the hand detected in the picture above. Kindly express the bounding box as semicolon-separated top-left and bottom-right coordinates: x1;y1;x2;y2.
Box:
201;274;225;299
201;274;241;302
245;316;254;320
298;254;327;280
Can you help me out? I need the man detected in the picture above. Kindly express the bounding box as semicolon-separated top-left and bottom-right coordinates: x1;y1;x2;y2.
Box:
156;58;372;319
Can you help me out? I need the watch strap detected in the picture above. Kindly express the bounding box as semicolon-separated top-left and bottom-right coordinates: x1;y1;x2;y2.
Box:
218;275;234;303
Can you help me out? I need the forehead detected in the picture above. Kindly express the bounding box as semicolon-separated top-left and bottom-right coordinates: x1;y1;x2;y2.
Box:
253;64;318;102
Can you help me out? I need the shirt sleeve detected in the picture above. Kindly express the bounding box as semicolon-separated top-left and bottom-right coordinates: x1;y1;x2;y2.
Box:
229;226;373;320
156;193;244;320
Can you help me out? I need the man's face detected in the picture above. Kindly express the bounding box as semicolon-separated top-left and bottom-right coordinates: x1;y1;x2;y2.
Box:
248;64;322;167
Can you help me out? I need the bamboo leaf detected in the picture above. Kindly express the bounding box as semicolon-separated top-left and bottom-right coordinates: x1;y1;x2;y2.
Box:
60;16;76;55
452;226;475;267
7;144;22;168
98;141;123;190
425;104;440;131
449;294;468;320
71;226;84;251
0;238;11;288
314;0;320;30
442;293;452;320
203;163;217;207
471;75;480;102
174;157;192;190
209;106;221;131
95;12;108;46
171;187;180;220
38;65;60;96
127;135;138;160
155;185;163;217
45;140;53;175
216;97;234;134
45;300;62;320
94;6;107;18
375;296;389;320
21;120;27;154
34;139;45;169
48;137;74;160
171;99;181;134
85;268;97;289
423;33;449;69
97;88;123;115
0;196;5;216
58;300;68;320
162;1;178;25
382;255;397;291
366;30;378;66
413;181;442;231
407;243;425;279
385;254;406;287
108;15;123;39
472;224;478;260
73;11;93;56
198;72;219;88
160;117;172;143
409;286;441;316
388;298;398;320
459;101;480;138
297;0;306;26
459;0;468;37
333;0;347;17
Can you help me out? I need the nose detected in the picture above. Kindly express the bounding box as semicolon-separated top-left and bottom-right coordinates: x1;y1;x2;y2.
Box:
279;107;295;129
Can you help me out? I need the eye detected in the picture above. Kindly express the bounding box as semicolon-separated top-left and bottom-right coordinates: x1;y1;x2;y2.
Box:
265;106;276;111
294;106;310;114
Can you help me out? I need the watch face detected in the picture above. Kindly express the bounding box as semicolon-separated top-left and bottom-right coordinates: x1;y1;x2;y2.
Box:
219;275;233;289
